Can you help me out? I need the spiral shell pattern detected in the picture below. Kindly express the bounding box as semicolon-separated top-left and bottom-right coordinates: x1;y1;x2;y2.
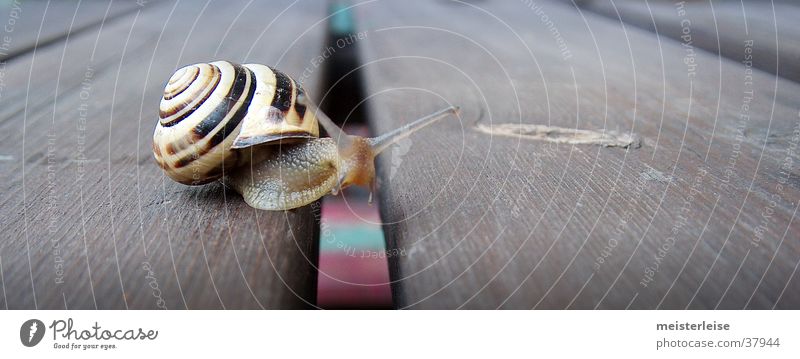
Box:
153;61;319;185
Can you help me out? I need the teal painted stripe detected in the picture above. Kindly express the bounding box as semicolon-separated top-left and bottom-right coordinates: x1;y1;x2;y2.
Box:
329;2;355;36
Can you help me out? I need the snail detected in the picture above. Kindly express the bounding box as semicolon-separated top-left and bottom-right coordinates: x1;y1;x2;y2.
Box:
153;60;458;210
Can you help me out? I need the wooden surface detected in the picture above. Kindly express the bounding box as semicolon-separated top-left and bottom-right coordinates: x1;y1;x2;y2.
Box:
0;0;327;309
579;0;800;83
1;0;798;311
356;0;800;308
0;0;143;62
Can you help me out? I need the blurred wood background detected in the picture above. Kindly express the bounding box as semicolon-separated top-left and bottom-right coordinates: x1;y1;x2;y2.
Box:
0;0;798;309
578;0;800;83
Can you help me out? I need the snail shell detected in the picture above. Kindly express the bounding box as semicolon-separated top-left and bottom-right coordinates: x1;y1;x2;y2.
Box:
153;60;318;185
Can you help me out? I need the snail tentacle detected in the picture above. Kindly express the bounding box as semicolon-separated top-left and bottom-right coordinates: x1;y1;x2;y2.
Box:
368;106;459;154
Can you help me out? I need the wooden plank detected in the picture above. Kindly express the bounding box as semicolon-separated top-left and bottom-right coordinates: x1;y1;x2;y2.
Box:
356;0;800;308
579;0;800;83
0;0;328;309
0;0;147;62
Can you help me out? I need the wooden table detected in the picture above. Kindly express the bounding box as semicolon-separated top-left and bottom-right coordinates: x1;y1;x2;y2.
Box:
1;0;798;310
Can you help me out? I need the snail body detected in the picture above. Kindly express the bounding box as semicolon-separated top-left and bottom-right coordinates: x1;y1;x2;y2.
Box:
225;138;348;210
153;60;458;210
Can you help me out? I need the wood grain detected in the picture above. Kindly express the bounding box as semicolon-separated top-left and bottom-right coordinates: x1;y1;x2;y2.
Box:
0;0;147;62
0;0;328;309
355;0;800;309
579;0;800;83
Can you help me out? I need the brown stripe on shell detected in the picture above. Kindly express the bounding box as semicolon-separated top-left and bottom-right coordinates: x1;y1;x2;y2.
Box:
204;67;257;148
270;67;293;112
165;64;254;158
172;151;200;169
294;86;307;121
163;66;199;100
191;65;253;141
168;67;187;84
159;63;220;120
159;64;221;125
173;65;256;168
217;149;245;178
